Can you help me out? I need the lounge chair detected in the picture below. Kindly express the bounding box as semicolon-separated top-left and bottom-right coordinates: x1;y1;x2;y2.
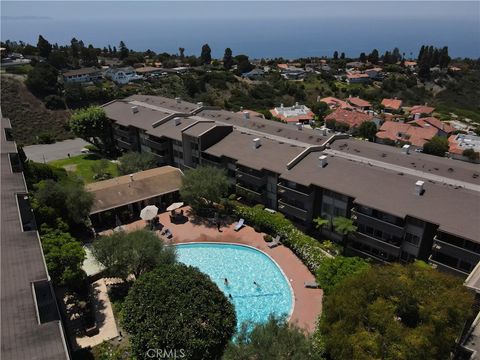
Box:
164;229;173;239
304;281;319;289
234;218;245;231
267;235;281;249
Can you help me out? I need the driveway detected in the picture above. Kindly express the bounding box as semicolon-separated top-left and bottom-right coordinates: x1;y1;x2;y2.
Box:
23;138;89;162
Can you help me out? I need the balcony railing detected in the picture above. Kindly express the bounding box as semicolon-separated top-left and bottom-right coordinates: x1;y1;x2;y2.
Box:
428;255;469;277
236;184;265;203
236;169;266;187
116;138;132;150
114;127;130;138
432;237;480;263
278;182;313;200
352;208;404;229
278;199;309;221
144;138;169;152
355;232;402;256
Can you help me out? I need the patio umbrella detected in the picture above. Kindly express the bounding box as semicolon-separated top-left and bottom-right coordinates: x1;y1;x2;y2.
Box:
140;205;159;221
166;202;184;212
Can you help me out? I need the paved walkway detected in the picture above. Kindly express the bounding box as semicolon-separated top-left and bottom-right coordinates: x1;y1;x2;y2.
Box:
103;207;323;333
23;138;89;162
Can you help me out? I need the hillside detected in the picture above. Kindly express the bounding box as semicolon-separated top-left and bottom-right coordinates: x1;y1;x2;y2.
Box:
0;75;73;145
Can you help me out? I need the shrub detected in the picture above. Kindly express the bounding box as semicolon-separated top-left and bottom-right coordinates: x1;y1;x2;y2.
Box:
263;234;273;243
37;132;55;144
44;94;66;110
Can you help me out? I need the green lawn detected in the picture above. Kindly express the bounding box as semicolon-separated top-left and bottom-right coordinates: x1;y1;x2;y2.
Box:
49;154;118;183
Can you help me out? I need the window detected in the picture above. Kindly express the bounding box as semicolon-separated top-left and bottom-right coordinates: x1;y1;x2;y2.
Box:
405;233;420;246
322;203;332;214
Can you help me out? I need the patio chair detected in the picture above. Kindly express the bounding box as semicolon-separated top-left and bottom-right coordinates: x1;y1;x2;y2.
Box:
164;229;173;239
234;218;245;231
304;281;319;289
267;235;281;249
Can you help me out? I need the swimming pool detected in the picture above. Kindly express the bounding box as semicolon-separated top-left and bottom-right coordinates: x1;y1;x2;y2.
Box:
175;243;293;330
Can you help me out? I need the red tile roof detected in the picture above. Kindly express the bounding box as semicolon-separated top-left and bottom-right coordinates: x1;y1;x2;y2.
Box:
348;97;371;108
346;73;370;79
277;63;289;70
408;117;454;134
410;105;435;115
381;98;403;110
404;61;417;67
376;121;438;147
325;109;373;128
320;97;350;109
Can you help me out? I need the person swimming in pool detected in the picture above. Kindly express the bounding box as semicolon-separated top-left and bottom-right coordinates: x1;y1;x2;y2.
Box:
254;281;260;288
224;278;229;286
228;293;232;299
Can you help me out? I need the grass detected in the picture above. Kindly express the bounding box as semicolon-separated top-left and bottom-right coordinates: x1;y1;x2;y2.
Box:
49;154;118;184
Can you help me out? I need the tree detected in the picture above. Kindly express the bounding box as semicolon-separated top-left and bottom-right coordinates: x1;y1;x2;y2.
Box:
357;121;377;141
41;228;86;286
25;63;59;97
314;216;330;231
70;106;113;153
81;45;98;67
333;51;338;60
48;50;68;69
368;49;379;64
463;148;480;161
117;151;157;175
70;37;80;59
321;262;474;360
359;52;367;63
118;41;129;60
200;43;212;65
33;179;93;229
332;216;357;236
423;136;449;157
179;47;185;59
235;54;254;74
92;229;176;280
37;35;52;58
340;52;345;60
122;263;236;359
315;256;370;295
223;47;233;70
180;166;229;214
224;316;323;360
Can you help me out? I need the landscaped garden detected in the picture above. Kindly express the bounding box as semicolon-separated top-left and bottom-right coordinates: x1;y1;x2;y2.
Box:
49;154;118;183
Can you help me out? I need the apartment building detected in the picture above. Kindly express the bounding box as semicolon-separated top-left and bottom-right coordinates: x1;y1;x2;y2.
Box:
1;116;70;359
102;95;480;277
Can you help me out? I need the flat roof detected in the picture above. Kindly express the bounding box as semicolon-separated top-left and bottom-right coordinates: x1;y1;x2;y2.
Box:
86;166;183;214
281;151;480;242
103;100;170;130
1;117;69;360
204;130;306;174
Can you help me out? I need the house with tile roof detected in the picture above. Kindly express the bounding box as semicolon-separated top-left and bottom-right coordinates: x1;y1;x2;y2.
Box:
410;105;435;120
320;97;351;110
376;121;438;148
381;98;403;112
448;134;480;163
325;108;374;130
347;97;372;111
409;117;454;137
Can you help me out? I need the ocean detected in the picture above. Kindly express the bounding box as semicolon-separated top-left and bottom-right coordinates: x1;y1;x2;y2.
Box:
2;1;479;59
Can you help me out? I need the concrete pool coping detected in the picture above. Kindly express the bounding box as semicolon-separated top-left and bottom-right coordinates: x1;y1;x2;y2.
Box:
174;241;295;322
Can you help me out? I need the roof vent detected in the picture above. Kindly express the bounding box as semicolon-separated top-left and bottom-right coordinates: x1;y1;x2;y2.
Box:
280;103;284;109
296;122;303;130
295;102;299;108
174;117;182;126
243;111;250;120
131;106;139;114
175;97;181;103
319;155;328;168
253;138;261;149
415;180;425;195
402;144;410;154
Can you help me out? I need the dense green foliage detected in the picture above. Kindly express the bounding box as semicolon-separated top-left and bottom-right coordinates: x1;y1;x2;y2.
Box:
423;136;449;157
70;106;113;153
224;316;323;360
180;166;229;214
357;121;378;141
117;151;158;175
232;203;335;272
92;229;176;280
25;62;59;97
332;217;357;236
122;264;236;359
40;228;86;286
315;256;370;295
321;262;473;360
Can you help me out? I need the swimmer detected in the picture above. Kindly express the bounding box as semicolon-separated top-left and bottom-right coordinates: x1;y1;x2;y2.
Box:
224;278;229;286
228;294;232;299
254;281;260;287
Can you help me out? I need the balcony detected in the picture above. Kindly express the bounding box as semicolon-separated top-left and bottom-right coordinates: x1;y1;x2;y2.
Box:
236;168;266;187
278;199;309;222
146;151;169;164
278;182;313;201
144;138;169;152
114;127;130;138
429;255;469;277
236;184;265;204
116;138;132;150
432;237;480;265
355;232;402;257
353;210;405;238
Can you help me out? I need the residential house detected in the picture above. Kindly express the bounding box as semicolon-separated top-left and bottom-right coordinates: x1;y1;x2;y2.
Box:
242;68;265;80
270;103;314;124
236;109;265;119
346;72;370;84
106;67;143;84
408;117;454;137
320;97;350;110
404;61;417;70
381;98;403;112
448;134;480;163
376;121;438;148
62;67;103;83
134;66;165;78
346;61;364;69
325;108;374;131
410;105;435;120
365;67;383;80
347;97;372;111
281;67;306;80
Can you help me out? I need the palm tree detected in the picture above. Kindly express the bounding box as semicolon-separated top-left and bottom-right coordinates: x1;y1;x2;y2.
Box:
333;216;358;255
313;216;329;231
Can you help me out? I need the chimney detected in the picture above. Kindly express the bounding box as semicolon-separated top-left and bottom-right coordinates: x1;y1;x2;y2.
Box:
402;144;410;154
174;117;182;126
319;155;328;168
243;111;250;120
321;127;327;136
280;103;284;109
295;102;299;108
253;138;261;149
131;106;139;114
296;122;303;130
197;101;203;107
175;97;181;103
415;180;424;195
129;174;134;182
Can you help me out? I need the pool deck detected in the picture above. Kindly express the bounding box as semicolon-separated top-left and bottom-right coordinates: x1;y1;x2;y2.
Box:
101;207;323;333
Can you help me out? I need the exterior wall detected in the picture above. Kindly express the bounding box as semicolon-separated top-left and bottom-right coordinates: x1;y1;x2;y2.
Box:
139;131;172;166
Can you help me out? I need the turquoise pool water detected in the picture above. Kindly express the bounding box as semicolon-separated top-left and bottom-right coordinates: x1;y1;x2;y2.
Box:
175;243;293;330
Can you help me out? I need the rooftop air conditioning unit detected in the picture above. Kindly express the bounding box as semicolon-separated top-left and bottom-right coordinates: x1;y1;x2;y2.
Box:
174;117;181;126
131;106;139;114
253;138;261;149
319;155;328;168
415;180;425;195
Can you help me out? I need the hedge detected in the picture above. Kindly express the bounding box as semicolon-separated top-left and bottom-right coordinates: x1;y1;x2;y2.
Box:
232;203;332;272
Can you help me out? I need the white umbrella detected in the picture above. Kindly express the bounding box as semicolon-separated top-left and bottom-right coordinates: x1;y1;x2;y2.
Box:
140;205;159;221
166;202;184;212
